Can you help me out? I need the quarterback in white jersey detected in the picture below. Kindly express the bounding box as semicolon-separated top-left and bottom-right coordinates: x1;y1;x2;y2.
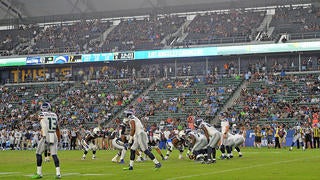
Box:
32;102;61;179
195;118;221;163
224;133;245;158
219;114;231;159
122;110;161;171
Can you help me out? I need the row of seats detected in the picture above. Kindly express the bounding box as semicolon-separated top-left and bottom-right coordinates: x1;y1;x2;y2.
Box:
2;5;320;56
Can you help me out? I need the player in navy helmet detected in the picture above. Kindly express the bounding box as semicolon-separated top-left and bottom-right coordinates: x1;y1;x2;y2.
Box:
194;118;220;164
32;102;61;179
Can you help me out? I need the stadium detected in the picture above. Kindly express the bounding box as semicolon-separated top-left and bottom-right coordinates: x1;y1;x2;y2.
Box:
0;0;320;179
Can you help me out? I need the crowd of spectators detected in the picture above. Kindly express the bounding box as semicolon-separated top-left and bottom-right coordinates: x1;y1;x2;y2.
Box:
0;25;41;56
223;72;320;131
25;19;111;55
101;15;185;52
270;5;320;35
0;57;319;150
2;5;320;56
184;9;264;45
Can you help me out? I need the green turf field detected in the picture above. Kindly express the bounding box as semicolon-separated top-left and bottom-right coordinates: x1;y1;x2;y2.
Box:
0;148;318;180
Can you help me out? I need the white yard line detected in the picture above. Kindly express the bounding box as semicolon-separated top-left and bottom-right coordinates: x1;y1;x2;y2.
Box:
0;172;21;175
166;156;319;180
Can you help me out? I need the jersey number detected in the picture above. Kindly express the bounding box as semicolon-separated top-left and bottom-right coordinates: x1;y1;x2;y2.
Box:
48;117;57;131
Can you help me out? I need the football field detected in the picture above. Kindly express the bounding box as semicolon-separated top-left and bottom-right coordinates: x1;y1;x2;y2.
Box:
0;147;318;180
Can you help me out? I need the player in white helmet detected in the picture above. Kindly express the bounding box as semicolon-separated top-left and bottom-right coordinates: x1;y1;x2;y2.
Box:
81;126;102;160
290;122;305;151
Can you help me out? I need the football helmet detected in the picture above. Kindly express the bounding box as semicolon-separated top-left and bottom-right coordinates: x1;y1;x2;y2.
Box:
40;102;51;111
194;118;204;127
184;128;192;135
93;127;101;135
123;110;134;124
178;130;185;138
123;110;134;118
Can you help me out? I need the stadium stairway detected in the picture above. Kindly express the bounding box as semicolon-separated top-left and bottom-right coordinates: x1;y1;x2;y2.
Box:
212;78;248;125
105;77;161;127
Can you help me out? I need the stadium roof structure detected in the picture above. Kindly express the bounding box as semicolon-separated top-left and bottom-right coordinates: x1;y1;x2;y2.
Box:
0;0;314;25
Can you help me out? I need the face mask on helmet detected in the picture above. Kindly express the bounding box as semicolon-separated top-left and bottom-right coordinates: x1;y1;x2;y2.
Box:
40;102;51;111
123;110;134;118
93;127;101;135
194;118;203;127
185;128;192;135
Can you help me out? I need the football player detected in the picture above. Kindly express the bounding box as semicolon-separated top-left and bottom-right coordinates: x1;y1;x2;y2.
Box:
148;126;166;160
194;118;221;163
224;133;245;158
290;123;305;151
164;129;186;160
186;129;208;162
112;119;129;163
122;110;161;170
61;129;70;150
219;113;230;159
81;126;102;160
32;102;61;179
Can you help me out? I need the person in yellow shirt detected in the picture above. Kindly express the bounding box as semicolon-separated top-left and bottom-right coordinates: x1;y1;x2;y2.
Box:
313;124;319;149
254;125;262;148
275;125;286;149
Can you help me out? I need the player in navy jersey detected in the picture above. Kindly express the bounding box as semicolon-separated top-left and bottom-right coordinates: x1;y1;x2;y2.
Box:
81;126;102;160
112;119;129;163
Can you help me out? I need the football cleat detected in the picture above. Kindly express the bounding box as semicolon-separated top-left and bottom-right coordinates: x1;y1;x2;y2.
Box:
92;156;96;160
55;175;61;179
220;155;226;160
136;157;144;162
111;158;118;163
239;154;243;157
31;174;43;179
155;163;162;169
123;166;133;171
81;156;86;160
205;159;215;164
119;159;125;164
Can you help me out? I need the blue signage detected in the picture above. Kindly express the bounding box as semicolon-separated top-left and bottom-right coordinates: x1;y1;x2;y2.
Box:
26;56;41;65
54;55;69;64
134;47;218;60
81;53;113;62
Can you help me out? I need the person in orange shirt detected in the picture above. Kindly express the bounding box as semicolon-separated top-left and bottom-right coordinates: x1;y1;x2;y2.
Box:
312;112;319;126
187;113;195;130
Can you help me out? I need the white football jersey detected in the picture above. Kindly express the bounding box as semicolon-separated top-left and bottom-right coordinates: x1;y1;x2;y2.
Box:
39;111;58;143
221;119;229;134
129;115;144;135
189;131;205;142
200;122;218;136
